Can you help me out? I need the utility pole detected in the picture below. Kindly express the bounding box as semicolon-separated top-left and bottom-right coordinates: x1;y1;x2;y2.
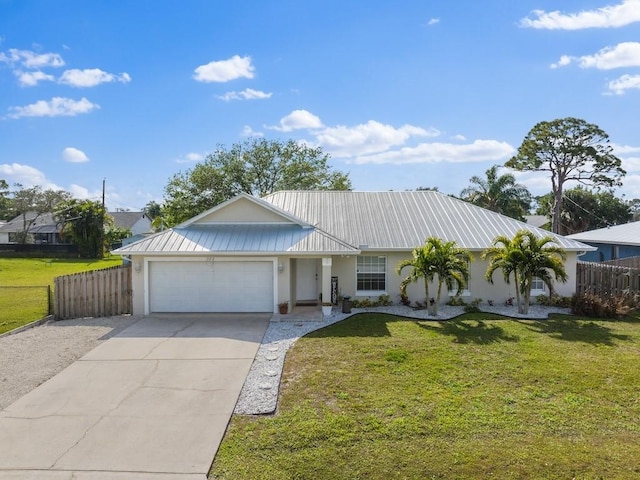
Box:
101;178;106;258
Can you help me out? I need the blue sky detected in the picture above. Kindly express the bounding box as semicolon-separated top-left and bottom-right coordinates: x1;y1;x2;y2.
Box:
1;0;640;211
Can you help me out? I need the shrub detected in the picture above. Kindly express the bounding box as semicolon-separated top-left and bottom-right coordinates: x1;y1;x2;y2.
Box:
536;294;572;308
571;292;639;318
464;298;482;313
447;296;466;306
399;292;411;306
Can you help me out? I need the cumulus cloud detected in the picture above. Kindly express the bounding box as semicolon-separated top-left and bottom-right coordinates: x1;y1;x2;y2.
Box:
349;139;515;165
268;109;324;132
242;125;264;137
7;97;100;118
217;88;272;101
62;147;89;163
553;42;640;70
520;0;640;29
0;48;65;68
193;55;254;83
58;68;131;87
176;152;204;164
427;18;440;26
316;120;440;157
14;70;55;86
0;163;52;187
607;73;640;94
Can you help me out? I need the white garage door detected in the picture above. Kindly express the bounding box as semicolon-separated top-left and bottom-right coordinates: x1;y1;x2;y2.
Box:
149;260;274;313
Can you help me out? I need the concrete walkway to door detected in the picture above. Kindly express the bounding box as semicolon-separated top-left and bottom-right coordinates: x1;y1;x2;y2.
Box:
0;314;270;480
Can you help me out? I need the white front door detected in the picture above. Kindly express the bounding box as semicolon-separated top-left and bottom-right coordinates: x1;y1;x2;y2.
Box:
296;258;318;303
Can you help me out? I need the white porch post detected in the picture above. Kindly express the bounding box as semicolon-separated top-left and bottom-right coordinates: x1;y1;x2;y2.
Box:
321;257;332;307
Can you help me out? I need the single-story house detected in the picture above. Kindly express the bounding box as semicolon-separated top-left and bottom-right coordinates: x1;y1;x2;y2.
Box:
0;212;66;244
0;211;152;245
566;221;640;262
113;190;594;316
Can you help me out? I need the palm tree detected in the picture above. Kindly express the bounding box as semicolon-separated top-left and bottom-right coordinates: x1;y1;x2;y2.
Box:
483;230;567;314
397;237;472;316
461;165;532;220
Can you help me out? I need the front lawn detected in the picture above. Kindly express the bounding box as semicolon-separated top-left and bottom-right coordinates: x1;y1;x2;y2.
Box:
211;312;640;479
0;256;123;333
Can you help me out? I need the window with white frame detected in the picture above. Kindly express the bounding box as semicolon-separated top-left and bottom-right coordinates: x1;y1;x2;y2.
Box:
448;262;471;297
356;256;386;293
530;276;545;295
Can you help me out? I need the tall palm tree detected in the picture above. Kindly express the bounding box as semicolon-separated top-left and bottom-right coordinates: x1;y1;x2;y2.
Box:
397;237;471;316
461;165;532;220
483;230;567;314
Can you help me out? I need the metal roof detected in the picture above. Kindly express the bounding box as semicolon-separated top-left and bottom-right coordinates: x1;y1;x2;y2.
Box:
112;224;359;255
263;191;595;252
566;221;640;247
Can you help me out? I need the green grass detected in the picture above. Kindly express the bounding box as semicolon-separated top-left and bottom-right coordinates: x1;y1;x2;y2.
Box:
0;256;122;333
211;312;640;480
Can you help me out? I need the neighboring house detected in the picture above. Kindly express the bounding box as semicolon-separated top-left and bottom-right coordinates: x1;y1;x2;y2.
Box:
0;211;152;244
525;215;550;230
113;191;594;316
0;212;68;244
109;211;152;236
566;221;640;262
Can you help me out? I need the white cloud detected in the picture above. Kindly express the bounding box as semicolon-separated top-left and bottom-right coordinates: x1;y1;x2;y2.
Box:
0;48;65;68
427;18;440;26
8;97;100;118
552;42;640;70
242;125;264;137
217;88;272;101
176;152;204;164
520;0;640;30
607;73;640;94
62;147;90;163
316;120;440;157
14;70;55;86
193;55;254;83
350;139;515;165
268;109;324;132
452;134;467;141
0;163;51;188
613;143;640;155
58;68;132;87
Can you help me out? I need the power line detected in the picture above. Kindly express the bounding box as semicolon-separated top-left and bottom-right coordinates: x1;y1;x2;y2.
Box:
561;193;613;227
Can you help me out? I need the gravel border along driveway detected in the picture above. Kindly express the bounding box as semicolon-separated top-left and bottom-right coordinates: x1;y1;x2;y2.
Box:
0;315;142;409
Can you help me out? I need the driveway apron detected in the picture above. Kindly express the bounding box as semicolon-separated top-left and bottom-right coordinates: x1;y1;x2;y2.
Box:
0;314;270;480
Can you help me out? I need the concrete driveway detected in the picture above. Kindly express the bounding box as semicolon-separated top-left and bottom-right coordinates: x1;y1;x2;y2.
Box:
0;314;270;480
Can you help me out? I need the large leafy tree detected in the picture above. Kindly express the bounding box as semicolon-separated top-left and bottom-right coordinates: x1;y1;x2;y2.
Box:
460;165;532;220
535;187;631;235
483;230;567;314
163;138;351;226
506;117;625;234
10;185;71;243
55;199;111;258
0;179;11;221
397;237;471;316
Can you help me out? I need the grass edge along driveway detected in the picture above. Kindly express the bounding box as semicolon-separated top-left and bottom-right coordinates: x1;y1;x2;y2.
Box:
211;312;640;480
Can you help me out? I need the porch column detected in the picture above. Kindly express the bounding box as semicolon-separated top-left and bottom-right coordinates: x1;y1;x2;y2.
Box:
321;257;332;304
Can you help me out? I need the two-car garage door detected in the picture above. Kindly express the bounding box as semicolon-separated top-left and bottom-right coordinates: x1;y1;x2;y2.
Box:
148;260;274;313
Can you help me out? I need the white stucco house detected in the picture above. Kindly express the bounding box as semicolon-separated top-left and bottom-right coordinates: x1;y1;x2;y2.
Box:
112;190;594;315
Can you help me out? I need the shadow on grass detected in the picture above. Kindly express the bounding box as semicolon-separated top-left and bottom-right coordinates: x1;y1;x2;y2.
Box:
522;316;632;346
416;320;520;345
305;313;393;338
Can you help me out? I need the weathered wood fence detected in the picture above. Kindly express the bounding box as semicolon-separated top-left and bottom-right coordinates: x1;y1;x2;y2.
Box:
576;261;640;297
54;265;132;320
602;256;640;270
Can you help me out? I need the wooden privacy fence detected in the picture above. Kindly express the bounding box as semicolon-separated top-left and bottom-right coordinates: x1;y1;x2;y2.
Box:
576;261;640;297
54;265;132;320
602;256;640;270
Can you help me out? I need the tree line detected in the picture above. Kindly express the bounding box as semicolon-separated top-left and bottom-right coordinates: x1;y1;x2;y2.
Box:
2;117;637;258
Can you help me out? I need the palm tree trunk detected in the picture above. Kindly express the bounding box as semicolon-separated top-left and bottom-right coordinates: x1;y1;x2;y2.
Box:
424;280;431;315
433;280;443;316
514;271;523;314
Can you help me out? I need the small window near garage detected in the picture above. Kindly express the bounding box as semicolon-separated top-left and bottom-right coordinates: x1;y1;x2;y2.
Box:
356;256;386;294
531;276;545;296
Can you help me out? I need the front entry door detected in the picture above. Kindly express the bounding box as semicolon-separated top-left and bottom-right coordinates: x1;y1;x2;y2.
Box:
296;258;318;303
